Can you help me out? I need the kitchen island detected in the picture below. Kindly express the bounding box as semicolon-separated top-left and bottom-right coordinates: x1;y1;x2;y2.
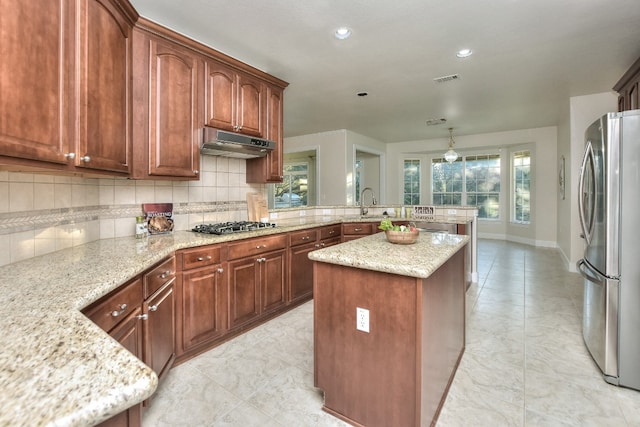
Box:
310;231;468;427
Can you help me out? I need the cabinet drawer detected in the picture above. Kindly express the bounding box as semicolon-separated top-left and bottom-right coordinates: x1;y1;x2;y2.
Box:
320;225;341;240
181;245;223;270
342;223;373;235
289;229;319;247
144;256;176;298
84;277;143;332
227;234;288;260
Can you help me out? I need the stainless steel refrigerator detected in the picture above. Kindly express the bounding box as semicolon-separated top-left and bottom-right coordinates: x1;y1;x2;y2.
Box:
577;109;640;391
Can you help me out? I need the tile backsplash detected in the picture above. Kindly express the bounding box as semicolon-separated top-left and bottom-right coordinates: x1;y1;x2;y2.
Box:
0;156;265;267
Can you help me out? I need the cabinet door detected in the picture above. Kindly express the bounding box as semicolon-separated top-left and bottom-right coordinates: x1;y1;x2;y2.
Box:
246;84;283;183
180;265;226;352
205;60;236;132
97;306;143;427
261;249;287;313
0;0;73;165
289;243;315;303
228;257;261;329
236;71;264;137
77;0;133;173
147;38;201;178
144;280;176;381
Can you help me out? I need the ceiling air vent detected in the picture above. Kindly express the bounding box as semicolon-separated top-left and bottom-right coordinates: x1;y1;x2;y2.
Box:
426;118;447;126
433;74;460;83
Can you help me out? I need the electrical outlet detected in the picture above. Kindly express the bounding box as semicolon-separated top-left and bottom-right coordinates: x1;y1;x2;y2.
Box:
356;307;369;333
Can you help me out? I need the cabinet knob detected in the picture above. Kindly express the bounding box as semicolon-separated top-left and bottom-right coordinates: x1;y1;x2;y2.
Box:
137;314;148;320
110;303;127;317
217;267;224;273
64;152;76;160
149;304;158;312
194;170;199;175
80;155;91;162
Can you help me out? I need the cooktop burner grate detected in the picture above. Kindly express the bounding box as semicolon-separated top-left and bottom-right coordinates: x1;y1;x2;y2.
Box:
192;221;277;235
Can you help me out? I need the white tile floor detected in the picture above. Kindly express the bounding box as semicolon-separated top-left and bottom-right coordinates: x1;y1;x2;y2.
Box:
142;240;640;426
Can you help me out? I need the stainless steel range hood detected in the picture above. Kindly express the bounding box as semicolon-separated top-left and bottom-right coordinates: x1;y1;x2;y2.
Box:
201;127;275;159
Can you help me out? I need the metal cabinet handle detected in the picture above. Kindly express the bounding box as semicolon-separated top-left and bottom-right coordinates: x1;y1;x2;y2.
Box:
328;230;335;235
315;243;321;248
64;152;76;160
255;244;267;249
137;314;148;320
80;155;91;162
217;267;224;273
256;257;267;263
111;304;127;317
197;256;212;262
149;304;158;312
354;228;362;232
193;170;199;174
302;236;310;240
159;270;172;279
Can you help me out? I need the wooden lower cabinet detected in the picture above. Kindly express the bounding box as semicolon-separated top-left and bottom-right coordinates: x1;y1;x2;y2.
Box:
342;222;377;242
84;277;144;427
143;280;176;382
178;265;226;355
228;248;287;330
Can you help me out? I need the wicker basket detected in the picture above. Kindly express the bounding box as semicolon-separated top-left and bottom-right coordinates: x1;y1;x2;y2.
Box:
385;230;419;245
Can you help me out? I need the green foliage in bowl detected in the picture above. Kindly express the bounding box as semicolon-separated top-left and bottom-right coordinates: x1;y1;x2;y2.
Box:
378;219;417;232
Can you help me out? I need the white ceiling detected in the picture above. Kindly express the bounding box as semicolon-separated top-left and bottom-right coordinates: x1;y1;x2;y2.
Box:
129;0;640;143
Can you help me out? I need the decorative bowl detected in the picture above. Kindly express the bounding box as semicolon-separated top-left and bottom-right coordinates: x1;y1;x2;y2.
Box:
385;229;419;245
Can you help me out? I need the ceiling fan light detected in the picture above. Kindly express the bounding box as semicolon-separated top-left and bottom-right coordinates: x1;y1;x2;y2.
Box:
444;148;459;163
444;127;459;163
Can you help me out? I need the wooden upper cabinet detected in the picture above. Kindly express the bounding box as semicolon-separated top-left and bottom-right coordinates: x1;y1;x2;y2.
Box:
0;0;137;175
614;55;640;113
0;0;74;165
132;26;202;179
246;84;284;183
76;0;135;174
205;60;265;138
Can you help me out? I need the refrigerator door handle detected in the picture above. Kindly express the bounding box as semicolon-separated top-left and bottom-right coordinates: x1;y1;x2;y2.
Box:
578;141;596;245
577;259;606;285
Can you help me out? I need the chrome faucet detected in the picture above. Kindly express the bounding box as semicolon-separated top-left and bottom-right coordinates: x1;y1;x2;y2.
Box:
360;187;377;216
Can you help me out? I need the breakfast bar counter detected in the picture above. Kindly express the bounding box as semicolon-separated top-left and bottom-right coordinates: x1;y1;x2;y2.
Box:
309;231;469;427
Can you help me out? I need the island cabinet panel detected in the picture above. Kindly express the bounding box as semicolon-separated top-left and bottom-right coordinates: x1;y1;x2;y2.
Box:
313;247;466;427
131;25;203;179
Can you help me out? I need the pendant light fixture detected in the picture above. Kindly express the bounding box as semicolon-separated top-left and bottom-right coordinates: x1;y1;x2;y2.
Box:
444;127;459;163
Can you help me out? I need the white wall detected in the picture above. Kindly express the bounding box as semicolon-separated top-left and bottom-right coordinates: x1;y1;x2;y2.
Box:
284;129;387;205
386;127;558;246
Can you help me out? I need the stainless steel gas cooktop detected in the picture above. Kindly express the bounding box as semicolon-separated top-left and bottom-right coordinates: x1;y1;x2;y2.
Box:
192;221;276;235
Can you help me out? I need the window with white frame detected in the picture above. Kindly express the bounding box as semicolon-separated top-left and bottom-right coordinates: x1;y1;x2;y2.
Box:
431;154;501;219
273;162;308;208
403;159;421;205
512;150;531;223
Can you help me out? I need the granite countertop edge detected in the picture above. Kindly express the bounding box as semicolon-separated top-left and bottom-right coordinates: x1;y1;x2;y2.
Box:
0;215;469;427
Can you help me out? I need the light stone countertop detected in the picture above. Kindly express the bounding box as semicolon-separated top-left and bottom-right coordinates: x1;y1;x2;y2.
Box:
0;215;469;427
308;231;469;278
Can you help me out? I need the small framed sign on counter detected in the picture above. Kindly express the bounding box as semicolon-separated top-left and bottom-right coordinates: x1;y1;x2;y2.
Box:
142;203;174;235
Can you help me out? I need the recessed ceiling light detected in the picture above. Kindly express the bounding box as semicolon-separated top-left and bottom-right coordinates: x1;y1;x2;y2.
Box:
456;49;472;58
335;27;352;40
